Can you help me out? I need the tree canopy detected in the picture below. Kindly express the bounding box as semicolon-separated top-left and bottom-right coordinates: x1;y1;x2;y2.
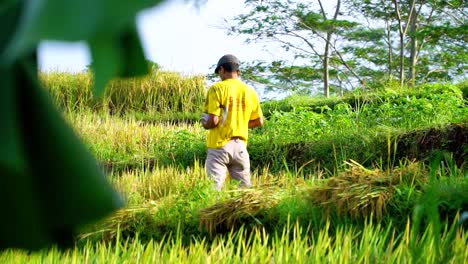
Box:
225;0;467;96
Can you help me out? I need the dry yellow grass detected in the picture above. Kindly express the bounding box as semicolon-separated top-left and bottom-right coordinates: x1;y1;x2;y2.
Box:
41;70;206;114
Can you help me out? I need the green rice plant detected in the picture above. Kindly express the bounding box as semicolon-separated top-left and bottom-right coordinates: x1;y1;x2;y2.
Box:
155;128;207;168
264;109;326;143
346;83;466;131
58;79;465;174
261;83;465;141
64;110;207;171
409;155;468;260
127;111;201;124
1;211;467;263
68;111;161;166
2;78;467;262
113;161;207;203
253;96;465;173
385;160;428;226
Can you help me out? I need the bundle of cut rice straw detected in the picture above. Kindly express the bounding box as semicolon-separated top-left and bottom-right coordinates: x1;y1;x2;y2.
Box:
200;188;281;236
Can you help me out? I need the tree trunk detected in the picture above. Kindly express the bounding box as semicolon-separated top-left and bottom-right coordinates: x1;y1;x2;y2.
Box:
398;33;405;87
323;39;330;97
382;0;393;79
319;0;341;97
408;0;418;86
393;0;405;87
393;0;418;87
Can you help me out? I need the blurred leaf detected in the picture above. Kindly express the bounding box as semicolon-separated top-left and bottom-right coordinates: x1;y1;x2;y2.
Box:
4;0;165;61
0;56;123;250
2;0;165;94
0;0;23;173
90;25;149;96
89;36;122;97
119;26;149;78
0;0;176;250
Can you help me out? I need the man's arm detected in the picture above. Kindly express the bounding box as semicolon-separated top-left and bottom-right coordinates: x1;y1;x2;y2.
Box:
201;114;219;129
248;117;263;129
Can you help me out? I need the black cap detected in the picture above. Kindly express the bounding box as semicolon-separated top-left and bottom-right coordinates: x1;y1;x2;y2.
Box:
214;54;240;74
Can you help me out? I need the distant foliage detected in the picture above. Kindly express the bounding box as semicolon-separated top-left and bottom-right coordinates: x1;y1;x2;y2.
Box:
249;83;467;172
227;0;467;95
67;82;467;174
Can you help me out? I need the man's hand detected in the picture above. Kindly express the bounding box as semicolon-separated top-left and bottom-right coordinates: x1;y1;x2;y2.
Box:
201;114;219;129
248;117;264;129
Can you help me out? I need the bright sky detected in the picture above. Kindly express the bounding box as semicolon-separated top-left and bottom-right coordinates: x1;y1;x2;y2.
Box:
38;0;279;75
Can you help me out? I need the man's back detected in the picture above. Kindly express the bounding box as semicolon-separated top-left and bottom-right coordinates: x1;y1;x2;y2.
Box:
204;78;262;149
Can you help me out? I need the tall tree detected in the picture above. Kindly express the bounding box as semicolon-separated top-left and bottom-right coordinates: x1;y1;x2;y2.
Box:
318;0;341;97
345;0;467;87
229;0;467;94
392;0;415;86
226;0;358;96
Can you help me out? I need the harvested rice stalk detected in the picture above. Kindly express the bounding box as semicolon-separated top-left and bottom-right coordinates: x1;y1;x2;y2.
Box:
78;200;159;242
200;189;281;236
308;160;420;220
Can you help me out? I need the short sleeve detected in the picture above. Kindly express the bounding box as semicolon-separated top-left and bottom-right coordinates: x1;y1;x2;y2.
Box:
203;86;222;116
250;92;263;120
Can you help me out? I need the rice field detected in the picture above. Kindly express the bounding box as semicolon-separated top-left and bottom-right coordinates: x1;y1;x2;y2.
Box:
1;71;466;263
2;221;467;263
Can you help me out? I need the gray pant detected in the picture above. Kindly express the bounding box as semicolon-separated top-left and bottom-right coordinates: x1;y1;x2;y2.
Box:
205;138;252;191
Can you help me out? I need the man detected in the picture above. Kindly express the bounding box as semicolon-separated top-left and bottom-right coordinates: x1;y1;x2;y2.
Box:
201;54;264;191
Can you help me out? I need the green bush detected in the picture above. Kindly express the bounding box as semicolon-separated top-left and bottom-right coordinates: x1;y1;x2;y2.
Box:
456;80;468;99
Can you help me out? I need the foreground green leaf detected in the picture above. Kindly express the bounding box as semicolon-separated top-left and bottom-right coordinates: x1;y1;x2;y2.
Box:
0;0;172;249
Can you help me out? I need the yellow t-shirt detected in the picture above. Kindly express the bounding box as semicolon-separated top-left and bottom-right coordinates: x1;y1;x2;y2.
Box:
203;78;263;148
